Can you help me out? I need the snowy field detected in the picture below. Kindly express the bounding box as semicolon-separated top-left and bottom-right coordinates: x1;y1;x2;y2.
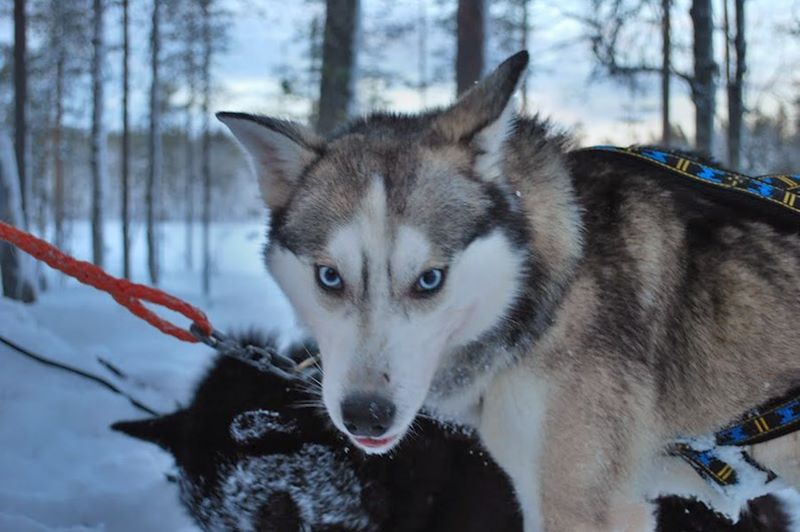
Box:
0;220;300;531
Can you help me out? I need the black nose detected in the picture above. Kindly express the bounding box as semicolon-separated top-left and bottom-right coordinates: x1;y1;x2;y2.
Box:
341;393;396;438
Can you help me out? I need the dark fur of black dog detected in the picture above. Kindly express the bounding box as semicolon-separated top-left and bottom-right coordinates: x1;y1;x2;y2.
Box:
113;334;791;531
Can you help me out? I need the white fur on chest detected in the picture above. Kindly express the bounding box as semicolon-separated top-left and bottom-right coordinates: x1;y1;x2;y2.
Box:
479;365;549;532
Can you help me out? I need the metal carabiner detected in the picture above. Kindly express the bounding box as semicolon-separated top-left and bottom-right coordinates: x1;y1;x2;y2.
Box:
190;322;312;381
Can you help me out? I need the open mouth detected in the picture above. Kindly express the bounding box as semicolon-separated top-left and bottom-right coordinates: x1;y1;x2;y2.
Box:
353;435;398;449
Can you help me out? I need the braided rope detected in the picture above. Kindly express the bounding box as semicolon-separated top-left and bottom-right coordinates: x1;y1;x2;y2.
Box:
0;221;212;343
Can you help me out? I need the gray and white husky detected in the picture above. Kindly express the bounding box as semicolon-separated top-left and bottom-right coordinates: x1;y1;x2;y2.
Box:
218;52;800;531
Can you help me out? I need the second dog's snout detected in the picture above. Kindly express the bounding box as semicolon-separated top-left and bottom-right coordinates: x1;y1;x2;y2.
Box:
341;393;396;437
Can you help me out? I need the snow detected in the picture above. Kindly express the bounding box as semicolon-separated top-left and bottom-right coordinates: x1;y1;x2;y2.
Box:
0;220;300;531
230;410;299;443
4;219;800;530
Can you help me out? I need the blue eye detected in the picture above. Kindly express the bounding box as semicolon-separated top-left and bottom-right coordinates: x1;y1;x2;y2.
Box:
316;265;343;291
415;268;445;293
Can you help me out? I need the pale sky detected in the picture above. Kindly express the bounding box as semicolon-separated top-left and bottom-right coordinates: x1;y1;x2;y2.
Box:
211;0;800;151
2;0;799;151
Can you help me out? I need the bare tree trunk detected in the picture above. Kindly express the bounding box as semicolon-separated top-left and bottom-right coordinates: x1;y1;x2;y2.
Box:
0;128;35;303
690;0;716;156
90;0;106;267
519;0;530;113
53;48;65;251
121;0;131;279
317;0;360;135
201;0;212;295
147;0;162;285
417;0;428;107
13;0;28;227
727;0;746;169
456;0;487;95
184;65;196;271
661;0;672;146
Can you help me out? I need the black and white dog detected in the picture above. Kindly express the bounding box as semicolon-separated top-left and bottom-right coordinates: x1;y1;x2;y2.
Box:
113;334;790;532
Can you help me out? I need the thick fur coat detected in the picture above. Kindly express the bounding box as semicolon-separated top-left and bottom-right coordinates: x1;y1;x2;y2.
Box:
212;51;800;531
114;336;791;532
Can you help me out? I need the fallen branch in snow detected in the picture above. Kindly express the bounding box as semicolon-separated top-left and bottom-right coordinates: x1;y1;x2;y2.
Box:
97;356;128;380
0;333;160;416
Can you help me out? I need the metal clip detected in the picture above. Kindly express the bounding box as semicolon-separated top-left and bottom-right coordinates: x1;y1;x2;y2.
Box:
190;322;310;381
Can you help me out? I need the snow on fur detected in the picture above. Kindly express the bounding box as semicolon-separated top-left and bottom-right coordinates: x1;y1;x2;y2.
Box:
184;445;374;531
230;409;299;443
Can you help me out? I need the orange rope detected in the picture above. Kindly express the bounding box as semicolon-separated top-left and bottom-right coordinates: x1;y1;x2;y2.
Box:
0;221;213;343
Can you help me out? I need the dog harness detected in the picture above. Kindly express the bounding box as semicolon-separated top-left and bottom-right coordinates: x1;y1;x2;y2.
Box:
584;145;799;216
582;145;800;495
666;390;800;491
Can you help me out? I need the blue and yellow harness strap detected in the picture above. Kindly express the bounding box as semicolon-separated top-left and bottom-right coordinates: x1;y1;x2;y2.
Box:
677;390;800;489
581;145;800;491
582;145;800;216
667;443;778;488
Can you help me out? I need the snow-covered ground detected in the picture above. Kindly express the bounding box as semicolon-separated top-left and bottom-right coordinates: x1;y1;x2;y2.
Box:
0;220;300;531
4;220;800;531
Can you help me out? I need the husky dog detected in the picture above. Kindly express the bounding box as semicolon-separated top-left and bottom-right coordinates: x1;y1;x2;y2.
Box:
218;51;800;531
112;334;789;532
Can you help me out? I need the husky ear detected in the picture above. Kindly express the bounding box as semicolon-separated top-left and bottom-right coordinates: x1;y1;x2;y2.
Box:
111;411;187;453
217;112;323;210
431;51;529;181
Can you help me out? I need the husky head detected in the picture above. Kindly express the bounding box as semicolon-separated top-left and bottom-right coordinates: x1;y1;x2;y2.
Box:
219;52;535;454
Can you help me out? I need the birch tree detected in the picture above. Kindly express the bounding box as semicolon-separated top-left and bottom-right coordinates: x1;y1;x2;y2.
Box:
90;0;106;267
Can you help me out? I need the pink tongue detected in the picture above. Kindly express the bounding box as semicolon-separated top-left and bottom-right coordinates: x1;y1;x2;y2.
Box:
357;436;393;446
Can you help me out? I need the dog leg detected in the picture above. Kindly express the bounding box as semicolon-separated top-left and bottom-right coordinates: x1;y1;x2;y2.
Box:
537;376;656;532
480;366;550;532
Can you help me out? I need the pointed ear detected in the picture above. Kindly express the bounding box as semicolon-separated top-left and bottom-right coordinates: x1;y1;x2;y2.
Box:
431;51;529;180
111;411;186;453
217;112;324;210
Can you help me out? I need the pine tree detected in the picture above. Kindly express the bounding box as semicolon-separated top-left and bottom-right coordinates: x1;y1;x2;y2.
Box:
89;0;106;267
147;0;162;285
13;0;29;228
120;0;131;279
201;0;212;295
724;0;746;169
691;0;716;155
317;0;360;135
0;127;36;303
456;0;486;95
